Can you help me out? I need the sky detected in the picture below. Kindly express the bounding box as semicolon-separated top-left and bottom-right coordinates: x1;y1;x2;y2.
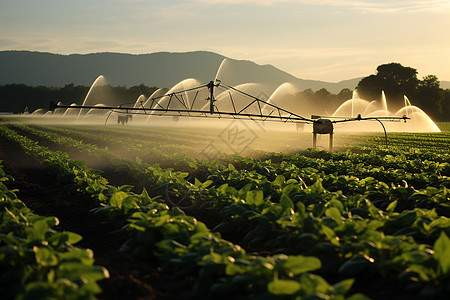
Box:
1;0;450;82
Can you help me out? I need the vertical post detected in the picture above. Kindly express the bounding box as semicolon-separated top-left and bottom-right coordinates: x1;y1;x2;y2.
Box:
313;132;317;149
329;133;334;152
207;81;215;114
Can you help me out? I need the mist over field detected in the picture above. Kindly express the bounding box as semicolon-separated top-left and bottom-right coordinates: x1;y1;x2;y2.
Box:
1;1;450;298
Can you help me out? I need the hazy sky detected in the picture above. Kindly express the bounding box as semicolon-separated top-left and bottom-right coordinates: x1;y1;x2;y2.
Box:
1;0;449;82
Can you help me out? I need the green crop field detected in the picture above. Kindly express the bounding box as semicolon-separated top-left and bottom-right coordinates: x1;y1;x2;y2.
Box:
0;116;449;299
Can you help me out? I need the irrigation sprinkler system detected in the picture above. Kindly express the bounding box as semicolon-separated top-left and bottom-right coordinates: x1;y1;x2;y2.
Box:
49;79;410;150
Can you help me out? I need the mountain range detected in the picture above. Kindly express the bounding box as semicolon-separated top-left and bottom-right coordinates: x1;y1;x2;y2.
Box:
1;51;449;93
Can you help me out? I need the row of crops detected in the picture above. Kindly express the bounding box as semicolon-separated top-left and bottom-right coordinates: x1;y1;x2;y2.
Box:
0;164;109;299
1;120;450;299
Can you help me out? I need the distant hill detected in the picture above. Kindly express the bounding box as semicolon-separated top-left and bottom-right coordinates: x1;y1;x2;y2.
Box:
0;51;360;94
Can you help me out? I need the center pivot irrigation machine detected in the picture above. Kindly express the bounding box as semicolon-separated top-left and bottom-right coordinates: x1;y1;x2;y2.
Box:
49;79;409;151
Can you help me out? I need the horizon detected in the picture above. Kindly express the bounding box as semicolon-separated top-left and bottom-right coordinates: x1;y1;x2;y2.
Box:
5;49;450;86
2;49;365;84
1;1;449;82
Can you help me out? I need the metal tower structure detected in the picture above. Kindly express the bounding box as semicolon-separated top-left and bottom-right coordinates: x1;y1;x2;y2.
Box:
49;79;409;150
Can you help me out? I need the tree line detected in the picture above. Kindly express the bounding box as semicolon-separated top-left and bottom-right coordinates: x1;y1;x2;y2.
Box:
0;82;353;116
276;63;449;121
1;63;449;121
356;63;449;121
0;84;158;114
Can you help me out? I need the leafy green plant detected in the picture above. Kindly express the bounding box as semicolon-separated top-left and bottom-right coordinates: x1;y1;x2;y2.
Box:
0;163;108;299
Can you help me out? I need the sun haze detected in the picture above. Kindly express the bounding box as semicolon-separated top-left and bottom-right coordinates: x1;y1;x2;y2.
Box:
1;0;449;82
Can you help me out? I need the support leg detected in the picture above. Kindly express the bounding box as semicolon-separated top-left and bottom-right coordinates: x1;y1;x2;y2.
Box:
313;133;317;149
329;133;334;152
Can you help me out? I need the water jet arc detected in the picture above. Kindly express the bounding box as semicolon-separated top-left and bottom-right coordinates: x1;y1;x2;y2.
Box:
50;79;411;151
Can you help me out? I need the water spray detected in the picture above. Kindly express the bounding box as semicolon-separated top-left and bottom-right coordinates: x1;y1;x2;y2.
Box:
49;80;410;151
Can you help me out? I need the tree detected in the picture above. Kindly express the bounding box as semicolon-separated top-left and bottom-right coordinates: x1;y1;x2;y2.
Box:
376;63;418;98
357;63;419;108
301;89;315;99
315;88;331;99
417;75;443;119
337;88;353;101
356;75;383;100
356;63;449;120
442;89;450;121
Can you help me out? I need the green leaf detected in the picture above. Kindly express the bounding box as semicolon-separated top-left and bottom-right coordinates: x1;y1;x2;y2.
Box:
26;219;50;241
312;202;326;217
246;190;264;207
365;199;384;219
154;214;171;227
386;200;397;213
239;184;253;199
325;207;342;223
347;293;372;300
407;264;433;281
296;201;306;217
109;191;129;209
310;179;324;194
321;225;340;246
328;199;344;212
262;205;283;220
122;196;139;214
57;262;109;282
300;273;332;294
65;231;82;244
203;250;223;264
118;185;134;192
49;231;83;246
129;219;150;231
434;232;450;274
34;246;59;267
333;278;354;294
268;279;301;295
140;188;150;200
394;210;417;227
194;178;202;188
21;282;55;299
202;180;213;188
280;193;294;212
283;183;300;195
427;218;450;232
58;248;94;264
273;175;285;187
279;255;321;275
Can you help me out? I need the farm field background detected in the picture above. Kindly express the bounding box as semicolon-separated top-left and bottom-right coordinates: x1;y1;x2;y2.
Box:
0;116;449;299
